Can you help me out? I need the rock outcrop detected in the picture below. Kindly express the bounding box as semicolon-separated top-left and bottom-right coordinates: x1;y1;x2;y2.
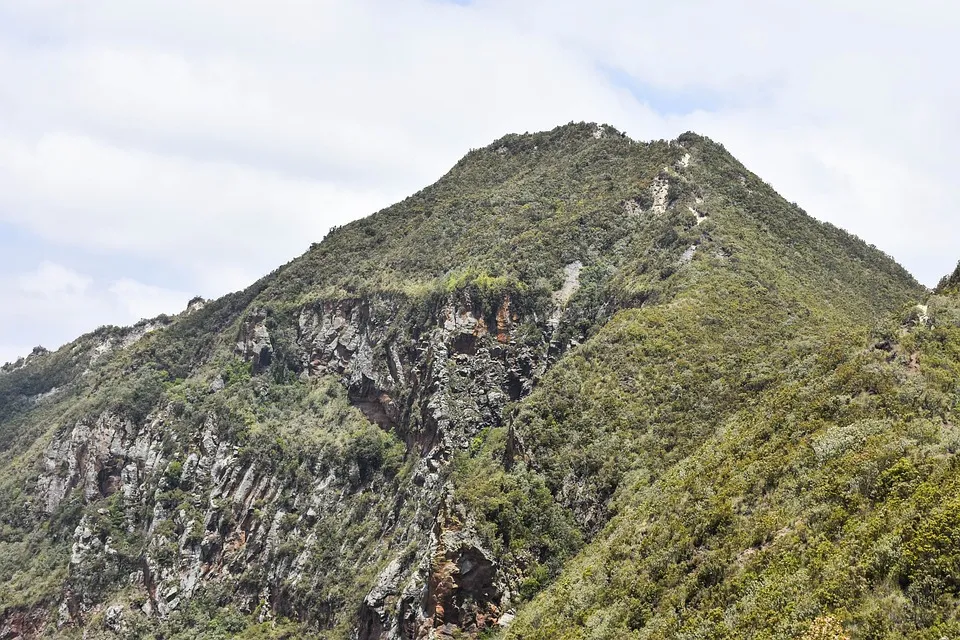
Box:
30;285;581;638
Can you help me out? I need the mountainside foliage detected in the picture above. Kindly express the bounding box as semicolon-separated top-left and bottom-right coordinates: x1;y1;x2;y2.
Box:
502;265;960;640
0;123;953;640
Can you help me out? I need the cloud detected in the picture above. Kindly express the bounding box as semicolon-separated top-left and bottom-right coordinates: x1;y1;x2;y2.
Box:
0;262;191;364
17;261;92;297
0;131;390;289
108;278;193;321
1;0;959;356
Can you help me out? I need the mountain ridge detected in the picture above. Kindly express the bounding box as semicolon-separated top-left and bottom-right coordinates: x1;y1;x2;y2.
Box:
0;123;951;640
1;122;921;369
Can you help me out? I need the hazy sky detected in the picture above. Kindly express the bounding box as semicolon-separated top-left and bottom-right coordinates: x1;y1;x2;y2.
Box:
2;0;958;364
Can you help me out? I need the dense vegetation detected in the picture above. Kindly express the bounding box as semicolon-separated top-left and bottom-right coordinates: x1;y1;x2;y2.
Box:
0;123;950;639
500;290;960;639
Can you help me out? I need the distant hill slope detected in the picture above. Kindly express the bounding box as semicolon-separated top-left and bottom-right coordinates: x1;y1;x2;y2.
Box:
0;123;933;640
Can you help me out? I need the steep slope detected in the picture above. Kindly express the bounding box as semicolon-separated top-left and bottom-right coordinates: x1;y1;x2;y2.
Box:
506;287;960;640
0;123;924;640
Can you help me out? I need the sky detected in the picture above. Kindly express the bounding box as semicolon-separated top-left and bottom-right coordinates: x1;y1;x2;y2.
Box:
1;0;959;364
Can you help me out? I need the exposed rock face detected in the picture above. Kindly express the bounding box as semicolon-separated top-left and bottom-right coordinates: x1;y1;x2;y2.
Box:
296;293;543;453
420;501;505;639
554;262;582;307
37;404;402;628
294;291;567;636
37;413;165;515
236;309;274;373
185;297;207;314
88;321;165;366
30;286;579;638
0;607;47;639
357;497;509;640
650;172;671;215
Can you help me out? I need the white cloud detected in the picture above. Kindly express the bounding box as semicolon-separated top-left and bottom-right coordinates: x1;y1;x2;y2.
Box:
17;261;92;297
108;278;192;321
0;131;390;291
0;0;958;356
0;262;191;364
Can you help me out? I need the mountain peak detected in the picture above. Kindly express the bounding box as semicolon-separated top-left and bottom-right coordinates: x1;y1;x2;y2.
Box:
470;122;672;163
480;123;723;155
0;122;936;640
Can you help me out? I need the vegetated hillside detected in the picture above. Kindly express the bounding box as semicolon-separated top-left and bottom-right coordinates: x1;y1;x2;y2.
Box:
507;287;960;640
0;123;931;640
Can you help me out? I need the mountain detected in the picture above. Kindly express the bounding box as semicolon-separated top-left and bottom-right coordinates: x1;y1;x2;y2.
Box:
0;122;949;639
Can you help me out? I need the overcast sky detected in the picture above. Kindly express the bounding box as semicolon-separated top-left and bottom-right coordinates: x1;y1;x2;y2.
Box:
1;0;958;364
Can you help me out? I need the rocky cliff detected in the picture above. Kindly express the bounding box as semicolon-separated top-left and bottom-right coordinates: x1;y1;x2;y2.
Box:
24;286;581;638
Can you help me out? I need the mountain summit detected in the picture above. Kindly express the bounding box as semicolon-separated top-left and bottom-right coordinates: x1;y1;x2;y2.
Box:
3;124;958;639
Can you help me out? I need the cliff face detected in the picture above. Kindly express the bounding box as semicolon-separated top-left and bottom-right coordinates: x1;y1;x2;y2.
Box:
28;287;577;638
0;124;930;639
